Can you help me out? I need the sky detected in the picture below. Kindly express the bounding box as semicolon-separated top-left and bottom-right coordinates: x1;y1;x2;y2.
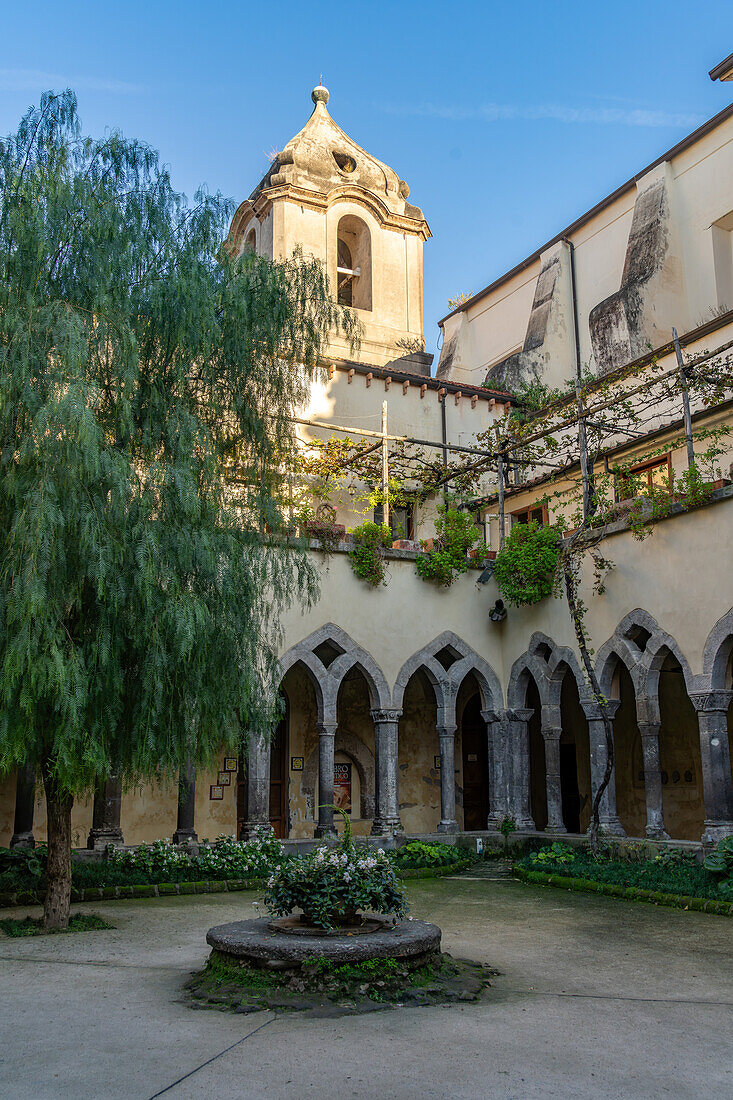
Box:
1;1;731;361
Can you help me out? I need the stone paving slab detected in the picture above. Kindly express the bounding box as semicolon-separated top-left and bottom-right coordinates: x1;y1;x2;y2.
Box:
0;878;731;1099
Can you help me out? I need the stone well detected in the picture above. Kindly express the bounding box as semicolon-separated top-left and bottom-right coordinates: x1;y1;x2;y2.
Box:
206;917;441;970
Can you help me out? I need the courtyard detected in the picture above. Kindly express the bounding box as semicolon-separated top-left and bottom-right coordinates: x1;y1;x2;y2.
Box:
0;873;730;1099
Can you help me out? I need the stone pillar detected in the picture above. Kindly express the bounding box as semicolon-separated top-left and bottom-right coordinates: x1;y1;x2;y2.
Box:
587;703;625;836
240;732;273;839
481;710;503;828
173;759;198;845
638;722;669;839
690;692;733;843
371;708;403;836
87;773;124;850
10;763;36;849
436;725;459;833
315;721;338;837
507;708;536;829
542;725;567;833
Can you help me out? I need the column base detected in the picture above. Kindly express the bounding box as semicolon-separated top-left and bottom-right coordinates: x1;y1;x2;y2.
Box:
437;820;460;834
596;818;626;837
314;824;337;839
645;825;670;840
370;818;404;838
87;827;124;851
545;823;568;835
239;821;274;840
173;828;198;846
9;831;35;850
701;821;733;844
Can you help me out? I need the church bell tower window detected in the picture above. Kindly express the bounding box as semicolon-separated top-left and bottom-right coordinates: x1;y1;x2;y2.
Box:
336;215;372;311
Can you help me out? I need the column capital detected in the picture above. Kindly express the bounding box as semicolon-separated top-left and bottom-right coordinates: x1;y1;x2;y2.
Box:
370;708;402;724
317;721;338;739
436;725;457;740
638;721;661;740
507;707;534;723
690;690;733;715
584;699;621;721
541;725;563;742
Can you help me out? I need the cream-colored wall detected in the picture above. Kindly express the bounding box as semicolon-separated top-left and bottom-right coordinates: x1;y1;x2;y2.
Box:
440;113;733;387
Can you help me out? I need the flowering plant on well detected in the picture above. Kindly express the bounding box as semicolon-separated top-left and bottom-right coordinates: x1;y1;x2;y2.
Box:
264;809;407;930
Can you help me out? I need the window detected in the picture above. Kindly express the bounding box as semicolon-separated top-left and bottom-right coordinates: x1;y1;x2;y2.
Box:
374;502;414;542
616;455;671;501
712;211;733;312
245;228;256;254
336;215;372;311
511;504;547;526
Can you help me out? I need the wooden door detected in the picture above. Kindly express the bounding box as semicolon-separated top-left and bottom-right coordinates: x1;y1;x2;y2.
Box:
461;696;489;830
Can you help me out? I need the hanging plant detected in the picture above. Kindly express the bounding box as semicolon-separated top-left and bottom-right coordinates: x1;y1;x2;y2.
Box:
415;504;480;587
493;520;561;606
303;503;345;554
349;521;392;586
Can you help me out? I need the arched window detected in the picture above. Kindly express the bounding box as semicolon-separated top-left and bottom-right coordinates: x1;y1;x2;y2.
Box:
245;228;256;255
336;215;372;311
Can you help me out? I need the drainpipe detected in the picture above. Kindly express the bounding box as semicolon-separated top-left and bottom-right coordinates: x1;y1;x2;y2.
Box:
440;393;448;505
565;238;594;516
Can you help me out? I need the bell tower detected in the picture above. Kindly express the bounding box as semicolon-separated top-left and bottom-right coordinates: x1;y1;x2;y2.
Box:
225;84;432;372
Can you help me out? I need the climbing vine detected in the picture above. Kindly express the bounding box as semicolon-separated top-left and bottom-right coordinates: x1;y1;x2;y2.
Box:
349;522;393;586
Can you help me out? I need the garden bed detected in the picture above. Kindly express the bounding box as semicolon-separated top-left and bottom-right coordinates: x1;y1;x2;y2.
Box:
513;841;733;916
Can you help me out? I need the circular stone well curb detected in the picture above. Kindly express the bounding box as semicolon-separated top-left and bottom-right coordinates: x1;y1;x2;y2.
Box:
206;917;441;966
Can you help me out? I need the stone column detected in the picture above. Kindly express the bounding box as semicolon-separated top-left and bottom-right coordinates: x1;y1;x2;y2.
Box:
586;703;625;836
87;773;124;850
638;722;669;839
315;721;338;837
481;710;503;828
10;763;36;849
173;759;198;845
371;708;403;836
507;708;536;829
240;732;273;839
436;725;459;833
542;725;567;833
690;691;733;843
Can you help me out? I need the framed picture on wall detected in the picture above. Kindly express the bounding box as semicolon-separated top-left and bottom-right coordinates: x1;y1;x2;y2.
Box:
434;756;441;770
217;771;231;786
223;758;238;773
209;785;224;800
291;756;304;771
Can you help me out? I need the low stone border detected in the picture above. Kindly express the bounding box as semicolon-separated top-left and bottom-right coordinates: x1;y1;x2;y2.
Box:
513;866;733;916
0;859;476;909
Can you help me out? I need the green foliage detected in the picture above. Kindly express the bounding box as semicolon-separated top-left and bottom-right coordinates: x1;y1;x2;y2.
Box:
0;91;358;925
109;831;284;883
348;522;392;586
493;521;561;606
0;912;112;937
516;845;725;900
264;814;407;930
703;836;733;898
498;815;517;839
0;845;46;889
526;842;574;868
390;841;465;869
415;504;479;587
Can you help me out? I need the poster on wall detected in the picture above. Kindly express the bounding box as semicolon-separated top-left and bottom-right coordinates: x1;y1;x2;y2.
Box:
334;762;352;813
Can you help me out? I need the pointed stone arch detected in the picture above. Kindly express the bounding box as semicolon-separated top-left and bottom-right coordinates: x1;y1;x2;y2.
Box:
702;607;733;691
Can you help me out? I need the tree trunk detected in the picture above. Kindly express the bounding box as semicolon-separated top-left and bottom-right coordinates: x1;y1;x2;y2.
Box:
42;762;73;931
563;554;614;852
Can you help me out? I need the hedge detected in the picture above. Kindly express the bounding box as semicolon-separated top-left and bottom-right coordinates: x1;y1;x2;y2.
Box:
0;858;476;909
513;865;733;916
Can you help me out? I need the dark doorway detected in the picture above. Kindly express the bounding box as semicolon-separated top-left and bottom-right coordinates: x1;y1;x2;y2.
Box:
269;716;288;838
560;743;581;833
461;695;489;830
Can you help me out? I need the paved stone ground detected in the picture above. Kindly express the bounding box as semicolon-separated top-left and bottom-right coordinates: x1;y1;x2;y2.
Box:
0;874;731;1099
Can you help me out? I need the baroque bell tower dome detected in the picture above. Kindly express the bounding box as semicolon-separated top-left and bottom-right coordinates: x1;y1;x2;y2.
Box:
225;84;432;372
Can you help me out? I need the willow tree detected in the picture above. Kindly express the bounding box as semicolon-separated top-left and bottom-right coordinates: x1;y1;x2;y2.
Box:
0;90;358;928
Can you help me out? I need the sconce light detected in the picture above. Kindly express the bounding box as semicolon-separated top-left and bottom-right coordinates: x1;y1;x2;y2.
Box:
489;599;507;623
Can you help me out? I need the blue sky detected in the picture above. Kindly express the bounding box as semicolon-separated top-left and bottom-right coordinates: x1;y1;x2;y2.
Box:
2;1;731;359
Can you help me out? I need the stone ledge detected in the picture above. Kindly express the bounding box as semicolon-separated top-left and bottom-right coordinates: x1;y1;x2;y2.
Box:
513;866;733;916
206;916;441;966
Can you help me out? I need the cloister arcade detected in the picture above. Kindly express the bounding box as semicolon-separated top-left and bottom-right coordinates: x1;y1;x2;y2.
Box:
6;610;733;850
234;609;733;846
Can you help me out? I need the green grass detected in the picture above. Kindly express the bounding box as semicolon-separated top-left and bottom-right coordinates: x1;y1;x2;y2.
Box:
0;912;114;937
